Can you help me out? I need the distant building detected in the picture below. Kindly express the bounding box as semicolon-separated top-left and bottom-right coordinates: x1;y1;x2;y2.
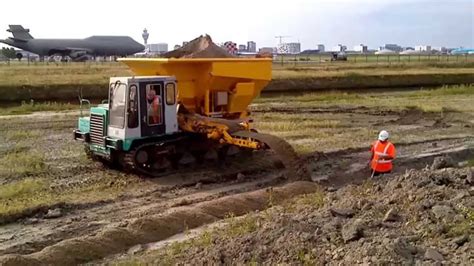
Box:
247;41;256;53
317;44;325;52
147;43;168;54
353;44;368;53
400;49;422;55
238;44;246;52
259;47;274;54
300;49;320;55
415;45;431;52
223;41;238;54
331;44;347;52
375;49;397;55
277;42;301;54
287;43;301;54
382;44;403;52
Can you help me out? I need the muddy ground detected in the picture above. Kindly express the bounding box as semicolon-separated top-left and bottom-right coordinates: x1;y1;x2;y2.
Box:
0;87;473;264
110;166;473;265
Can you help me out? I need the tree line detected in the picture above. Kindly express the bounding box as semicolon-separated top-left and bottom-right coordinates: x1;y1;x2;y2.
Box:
1;47;16;59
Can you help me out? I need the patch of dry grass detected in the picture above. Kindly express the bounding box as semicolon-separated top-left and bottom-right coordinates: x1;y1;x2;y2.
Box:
5;130;40;141
0;101;79;116
0;63;131;86
0;172;135;219
252;84;473;154
272;67;474;79
256;84;474;112
1;60;472;86
0;146;47;178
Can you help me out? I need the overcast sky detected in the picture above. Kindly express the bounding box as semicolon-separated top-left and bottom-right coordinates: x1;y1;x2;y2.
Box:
0;0;472;50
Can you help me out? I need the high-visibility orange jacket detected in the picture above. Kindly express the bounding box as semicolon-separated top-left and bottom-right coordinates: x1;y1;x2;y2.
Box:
370;140;396;173
148;96;161;124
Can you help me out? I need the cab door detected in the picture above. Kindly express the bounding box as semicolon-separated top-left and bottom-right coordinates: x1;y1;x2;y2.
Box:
139;81;166;137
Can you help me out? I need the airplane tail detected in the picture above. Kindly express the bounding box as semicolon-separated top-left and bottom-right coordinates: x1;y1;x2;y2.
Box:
7;25;33;41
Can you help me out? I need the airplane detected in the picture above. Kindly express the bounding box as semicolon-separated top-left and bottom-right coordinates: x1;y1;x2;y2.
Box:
0;25;145;61
450;48;474;55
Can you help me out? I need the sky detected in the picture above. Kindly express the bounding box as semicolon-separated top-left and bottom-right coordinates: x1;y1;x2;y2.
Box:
0;0;472;50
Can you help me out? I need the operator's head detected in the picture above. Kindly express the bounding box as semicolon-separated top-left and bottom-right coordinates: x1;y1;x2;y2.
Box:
378;130;389;142
147;87;156;101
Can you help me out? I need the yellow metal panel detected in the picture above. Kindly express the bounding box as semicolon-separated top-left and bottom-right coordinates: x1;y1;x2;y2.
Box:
118;58;272;116
210;61;272;81
228;82;255;114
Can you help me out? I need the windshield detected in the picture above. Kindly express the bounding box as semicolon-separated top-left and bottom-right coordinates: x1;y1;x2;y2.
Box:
109;82;127;128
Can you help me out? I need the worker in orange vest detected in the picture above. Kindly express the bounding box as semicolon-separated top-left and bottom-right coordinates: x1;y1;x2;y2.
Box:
370;130;396;177
147;87;161;125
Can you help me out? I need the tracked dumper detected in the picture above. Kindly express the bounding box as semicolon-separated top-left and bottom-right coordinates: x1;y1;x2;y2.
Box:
74;58;307;179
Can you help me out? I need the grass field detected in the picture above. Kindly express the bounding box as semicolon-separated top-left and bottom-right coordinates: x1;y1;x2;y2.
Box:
274;53;474;64
0;84;472;218
0;60;473;86
0;59;472;101
252;84;474;153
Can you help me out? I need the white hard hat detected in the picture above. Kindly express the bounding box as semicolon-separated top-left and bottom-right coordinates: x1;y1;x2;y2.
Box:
378;130;389;141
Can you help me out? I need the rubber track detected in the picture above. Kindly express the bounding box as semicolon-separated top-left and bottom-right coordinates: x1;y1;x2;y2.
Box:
122;143;177;177
231;131;310;180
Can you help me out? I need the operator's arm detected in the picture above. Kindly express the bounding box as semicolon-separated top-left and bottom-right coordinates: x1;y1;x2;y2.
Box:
369;144;374;165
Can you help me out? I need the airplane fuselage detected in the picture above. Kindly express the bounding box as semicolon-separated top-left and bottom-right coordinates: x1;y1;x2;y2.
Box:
1;36;145;57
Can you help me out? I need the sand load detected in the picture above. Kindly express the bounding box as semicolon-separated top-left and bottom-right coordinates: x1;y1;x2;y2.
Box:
163;34;235;58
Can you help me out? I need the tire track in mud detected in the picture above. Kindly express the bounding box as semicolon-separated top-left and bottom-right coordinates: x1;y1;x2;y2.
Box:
0;181;320;265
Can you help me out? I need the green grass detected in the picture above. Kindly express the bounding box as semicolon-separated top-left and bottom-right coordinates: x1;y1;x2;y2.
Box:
255;84;474;112
0;147;47;178
274;54;474;65
0;173;134;219
251;85;473;153
0;59;472;86
468;157;474;167
446;206;474;237
293;190;325;208
0;141;135;219
0;62;131;86
409;84;474;97
0;101;79;115
0;178;53;218
223;213;260;237
0;178;47;200
5;130;40;141
0;59;472;102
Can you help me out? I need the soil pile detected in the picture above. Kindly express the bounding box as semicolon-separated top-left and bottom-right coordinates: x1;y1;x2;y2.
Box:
163;35;235;58
145;161;473;264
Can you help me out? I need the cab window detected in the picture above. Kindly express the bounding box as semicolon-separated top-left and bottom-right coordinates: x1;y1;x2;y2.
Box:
146;84;163;125
127;85;139;128
165;83;176;105
109;82;126;128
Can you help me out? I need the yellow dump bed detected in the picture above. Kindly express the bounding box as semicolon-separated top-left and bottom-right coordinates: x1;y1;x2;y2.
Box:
119;58;272;118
